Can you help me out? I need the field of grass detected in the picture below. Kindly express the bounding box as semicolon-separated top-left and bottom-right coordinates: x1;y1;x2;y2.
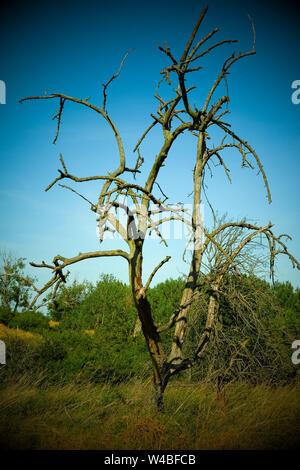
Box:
0;375;299;450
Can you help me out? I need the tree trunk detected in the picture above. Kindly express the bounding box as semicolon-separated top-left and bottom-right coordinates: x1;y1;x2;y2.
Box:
132;316;142;338
154;373;169;412
129;241;167;410
135;295;166;398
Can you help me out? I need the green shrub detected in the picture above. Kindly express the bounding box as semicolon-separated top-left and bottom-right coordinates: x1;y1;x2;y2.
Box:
36;335;67;363
2;273;298;389
9;311;49;332
1;334;40;380
0;305;13;325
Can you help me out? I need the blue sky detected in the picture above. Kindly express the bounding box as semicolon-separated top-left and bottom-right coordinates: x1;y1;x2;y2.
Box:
0;0;299;290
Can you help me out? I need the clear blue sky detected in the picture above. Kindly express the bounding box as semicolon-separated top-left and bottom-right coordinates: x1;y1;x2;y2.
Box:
0;0;299;290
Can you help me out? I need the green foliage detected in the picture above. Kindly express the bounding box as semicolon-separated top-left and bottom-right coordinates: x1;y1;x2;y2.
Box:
1;273;299;389
36;334;67;363
148;278;185;325
1;334;40;377
9;311;49;332
47;279;90;322
48;274;137;332
1;274;149;385
274;281;300;310
0;253;35;316
272;282;300;334
0;305;13;325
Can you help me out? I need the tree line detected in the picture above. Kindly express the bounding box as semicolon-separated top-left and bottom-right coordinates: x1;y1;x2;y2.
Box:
1;254;299;388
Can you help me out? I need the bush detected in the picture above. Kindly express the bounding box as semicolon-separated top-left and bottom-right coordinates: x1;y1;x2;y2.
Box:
183;274;300;385
2;273;298;389
48;275;137;333
9;311;49;332
0;306;13;325
36;335;67;363
0;333;41;380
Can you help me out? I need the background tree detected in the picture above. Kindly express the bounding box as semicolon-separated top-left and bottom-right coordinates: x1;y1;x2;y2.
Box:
48;279;90;323
19;6;299;409
0;252;36;323
0;251;68;318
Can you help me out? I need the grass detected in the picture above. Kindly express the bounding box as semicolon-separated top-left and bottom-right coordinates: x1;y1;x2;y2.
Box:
0;323;41;343
0;375;299;450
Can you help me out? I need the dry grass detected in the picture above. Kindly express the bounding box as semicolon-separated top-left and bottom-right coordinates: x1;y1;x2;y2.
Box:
0;322;41;343
0;376;299;450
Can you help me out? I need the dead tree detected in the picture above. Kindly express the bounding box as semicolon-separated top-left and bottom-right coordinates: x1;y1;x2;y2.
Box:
19;6;299;410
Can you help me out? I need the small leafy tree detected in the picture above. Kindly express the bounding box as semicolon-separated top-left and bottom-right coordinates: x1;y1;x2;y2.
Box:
19;6;299;409
0;251;65;316
0;252;36;322
48;279;90;322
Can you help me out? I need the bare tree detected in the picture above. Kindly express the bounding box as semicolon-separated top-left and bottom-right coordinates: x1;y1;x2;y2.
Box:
19;6;299;409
